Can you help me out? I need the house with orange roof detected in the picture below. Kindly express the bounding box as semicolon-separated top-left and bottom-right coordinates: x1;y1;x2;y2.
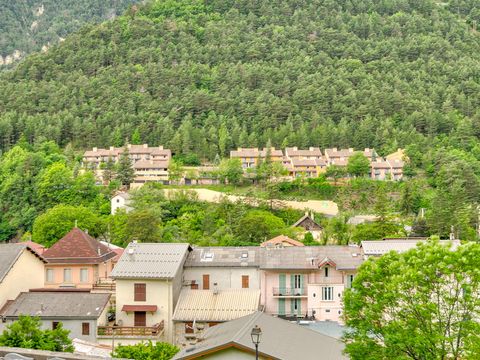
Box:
261;235;305;248
42;228;118;289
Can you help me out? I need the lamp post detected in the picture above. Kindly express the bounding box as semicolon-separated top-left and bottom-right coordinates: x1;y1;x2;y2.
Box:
251;325;262;360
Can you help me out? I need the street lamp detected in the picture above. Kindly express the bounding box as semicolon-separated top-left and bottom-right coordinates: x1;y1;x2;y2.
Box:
251;325;262;360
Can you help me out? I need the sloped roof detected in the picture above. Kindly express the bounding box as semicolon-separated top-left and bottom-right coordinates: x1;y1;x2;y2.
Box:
184;247;260;267
0;244;46;283
285;147;323;157
23;241;46;255
361;239;461;256
260;245;362;270
3;292;111;320
261;235;304;247
42;228;116;264
173;312;346;360
292;214;323;230
111;243;191;279
173;289;260;322
133;159;169;169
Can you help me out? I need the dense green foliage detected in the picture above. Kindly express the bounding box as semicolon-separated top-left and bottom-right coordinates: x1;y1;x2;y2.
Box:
0;0;140;63
112;341;179;360
1;0;480;157
0;142;110;242
0;315;73;352
1;0;480;243
344;241;480;359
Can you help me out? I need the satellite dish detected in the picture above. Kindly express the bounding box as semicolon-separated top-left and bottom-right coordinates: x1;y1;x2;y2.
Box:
117;319;123;326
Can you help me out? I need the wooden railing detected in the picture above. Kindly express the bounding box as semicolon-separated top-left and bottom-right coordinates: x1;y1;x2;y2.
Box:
92;278;116;291
97;321;164;337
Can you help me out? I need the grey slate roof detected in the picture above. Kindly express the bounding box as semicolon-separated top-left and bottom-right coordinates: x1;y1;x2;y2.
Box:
173;312;347;360
0;244;45;283
260;245;362;270
3;292;111;320
111;243;191;279
361;239;461;256
184;247;260;268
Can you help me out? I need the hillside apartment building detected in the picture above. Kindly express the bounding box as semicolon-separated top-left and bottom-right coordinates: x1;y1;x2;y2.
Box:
231;146;406;180
83;144;172;184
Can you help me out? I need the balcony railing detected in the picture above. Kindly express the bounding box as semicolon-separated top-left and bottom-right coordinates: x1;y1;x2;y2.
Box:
97;321;164;337
272;287;307;296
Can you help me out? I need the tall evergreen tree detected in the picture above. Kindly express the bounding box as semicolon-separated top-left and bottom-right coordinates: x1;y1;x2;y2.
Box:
116;146;135;188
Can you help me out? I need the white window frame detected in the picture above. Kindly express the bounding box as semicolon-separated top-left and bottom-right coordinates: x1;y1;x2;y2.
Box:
80;268;89;283
322;286;334;301
46;268;54;283
294;274;301;289
63;268;72;283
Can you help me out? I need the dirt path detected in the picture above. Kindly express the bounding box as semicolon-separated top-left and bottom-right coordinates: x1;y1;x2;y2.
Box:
163;188;338;217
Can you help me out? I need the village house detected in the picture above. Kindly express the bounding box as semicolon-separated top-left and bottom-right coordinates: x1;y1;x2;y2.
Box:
260;246;362;322
111;192;132;215
284;147;323;160
173;311;347;360
172;288;260;346
260;235;305;248
42;228;118;289
182;247;261;291
230;147;283;168
292;212;323;240
107;242;192;344
1;290;111;344
282;147;327;178
0;243;46;313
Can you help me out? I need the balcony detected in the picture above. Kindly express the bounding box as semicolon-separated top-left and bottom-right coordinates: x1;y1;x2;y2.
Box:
272;287;307;297
97;321;164;338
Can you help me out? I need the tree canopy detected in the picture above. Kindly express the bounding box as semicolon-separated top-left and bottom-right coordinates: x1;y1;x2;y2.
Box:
344;241;480;359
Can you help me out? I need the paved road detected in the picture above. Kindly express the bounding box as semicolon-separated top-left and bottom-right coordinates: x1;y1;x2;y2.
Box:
163;188;338;217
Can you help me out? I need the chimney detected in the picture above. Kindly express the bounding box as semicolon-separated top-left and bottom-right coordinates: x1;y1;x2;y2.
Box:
143;144;148;148
97;248;101;256
110;146;114;151
348;148;354;152
93;147;98;152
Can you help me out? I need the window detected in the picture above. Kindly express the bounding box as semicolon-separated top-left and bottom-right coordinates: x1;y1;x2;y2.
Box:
82;322;90;335
324;267;329;278
293;299;300;311
346;274;354;288
242;275;249;289
191;281;198;290
63;268;72;283
322;287;333;301
185;322;194;334
294;274;301;289
52;322;59;330
46;269;54;283
203;274;210;290
80;269;88;283
134;283;146;301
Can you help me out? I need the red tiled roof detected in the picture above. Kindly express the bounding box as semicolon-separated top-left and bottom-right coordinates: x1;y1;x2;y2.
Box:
23;241;46;255
261;235;305;247
122;305;158;312
42;228;116;264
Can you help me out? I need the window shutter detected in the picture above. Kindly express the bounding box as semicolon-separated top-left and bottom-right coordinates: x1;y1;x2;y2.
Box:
203;274;210;290
290;298;295;316
82;322;90;335
134;283;146;301
299;274;304;295
278;298;285;316
279;274;286;295
242;275;249;289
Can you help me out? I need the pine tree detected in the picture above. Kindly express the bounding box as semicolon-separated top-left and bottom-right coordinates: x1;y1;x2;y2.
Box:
116;146;135;188
103;157;116;184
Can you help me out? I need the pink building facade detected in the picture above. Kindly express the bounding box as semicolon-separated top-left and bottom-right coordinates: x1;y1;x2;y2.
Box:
260;246;361;322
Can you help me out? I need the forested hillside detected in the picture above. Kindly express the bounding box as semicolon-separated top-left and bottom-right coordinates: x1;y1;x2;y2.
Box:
0;0;479;159
0;0;140;66
1;0;480;243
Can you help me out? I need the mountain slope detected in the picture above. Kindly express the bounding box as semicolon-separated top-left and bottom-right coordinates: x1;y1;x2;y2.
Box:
0;0;479;159
0;0;141;67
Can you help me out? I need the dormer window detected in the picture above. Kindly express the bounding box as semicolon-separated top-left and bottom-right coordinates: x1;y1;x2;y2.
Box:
201;252;214;261
241;252;248;259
